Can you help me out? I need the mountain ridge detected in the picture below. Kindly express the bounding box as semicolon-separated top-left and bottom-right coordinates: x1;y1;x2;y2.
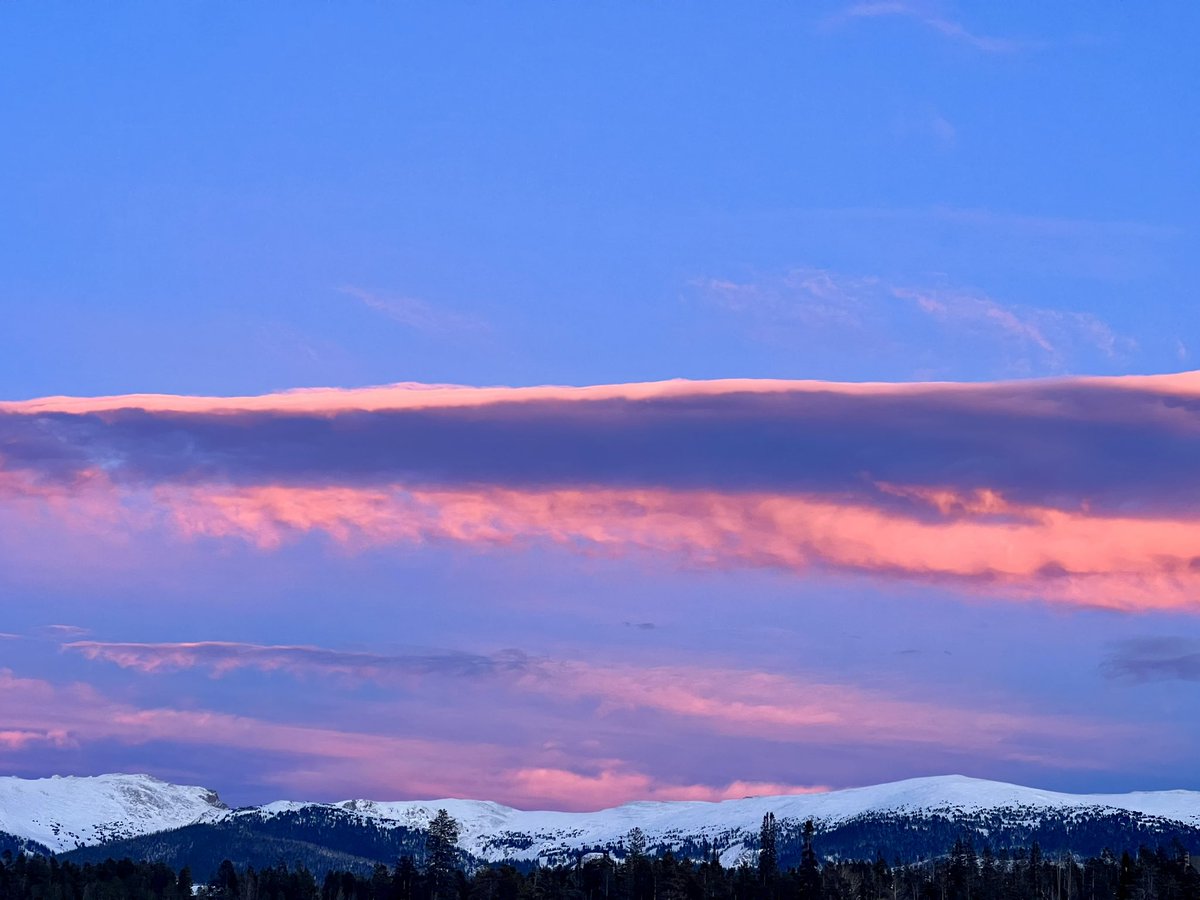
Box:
5;772;1200;872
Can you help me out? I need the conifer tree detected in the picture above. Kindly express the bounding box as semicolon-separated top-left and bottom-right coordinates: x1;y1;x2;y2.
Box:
757;813;778;884
798;820;821;900
426;809;461;900
214;860;240;900
625;827;652;900
625;828;647;861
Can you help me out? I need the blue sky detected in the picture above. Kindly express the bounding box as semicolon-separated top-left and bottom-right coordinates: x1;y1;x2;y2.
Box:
2;2;1196;396
1;2;1199;808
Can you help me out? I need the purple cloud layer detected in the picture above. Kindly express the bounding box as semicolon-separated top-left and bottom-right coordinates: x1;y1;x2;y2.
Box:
3;376;1199;513
3;375;1200;610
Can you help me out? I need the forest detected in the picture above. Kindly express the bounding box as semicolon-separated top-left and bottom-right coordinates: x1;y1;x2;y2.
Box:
2;810;1198;900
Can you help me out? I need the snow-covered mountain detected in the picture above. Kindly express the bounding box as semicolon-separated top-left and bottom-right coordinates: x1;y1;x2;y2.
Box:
6;773;1200;870
0;773;227;853
229;774;1200;866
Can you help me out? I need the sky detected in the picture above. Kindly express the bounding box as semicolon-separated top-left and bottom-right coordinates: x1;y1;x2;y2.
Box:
1;1;1199;810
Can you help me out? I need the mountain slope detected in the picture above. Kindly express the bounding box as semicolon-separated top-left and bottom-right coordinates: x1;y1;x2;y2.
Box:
7;773;1200;873
283;775;1200;860
0;773;228;852
219;775;1200;868
61;812;433;878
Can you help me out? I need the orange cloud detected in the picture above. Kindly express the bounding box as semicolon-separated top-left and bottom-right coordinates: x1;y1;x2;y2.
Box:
154;482;1200;611
5;373;1200;610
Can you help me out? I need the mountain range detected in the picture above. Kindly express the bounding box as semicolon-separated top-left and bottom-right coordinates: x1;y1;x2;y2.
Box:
3;773;1200;875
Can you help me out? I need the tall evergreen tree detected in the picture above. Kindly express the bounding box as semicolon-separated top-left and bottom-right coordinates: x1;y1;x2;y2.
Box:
798;820;821;900
426;810;461;900
213;860;239;900
758;814;778;884
624;828;652;900
625;829;647;862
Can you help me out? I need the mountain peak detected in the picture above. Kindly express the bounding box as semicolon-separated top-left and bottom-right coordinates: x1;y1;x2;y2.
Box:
4;772;1200;867
0;772;228;853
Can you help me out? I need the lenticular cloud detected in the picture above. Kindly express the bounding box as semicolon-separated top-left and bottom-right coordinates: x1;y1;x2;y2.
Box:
3;373;1200;610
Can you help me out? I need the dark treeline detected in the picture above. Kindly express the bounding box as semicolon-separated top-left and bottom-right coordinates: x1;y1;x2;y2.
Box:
5;844;1200;900
3;814;1200;900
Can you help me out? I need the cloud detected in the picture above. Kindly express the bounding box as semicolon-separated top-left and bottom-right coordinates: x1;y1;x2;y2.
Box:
1101;638;1200;682
895;287;1055;353
143;483;1200;611
895;286;1135;366
698;268;1135;373
65;640;529;680
4;373;1200;609
340;286;487;336
830;3;1036;54
38;624;90;638
0;667;872;808
890;107;958;151
0;729;70;749
0;668;526;802
505;767;828;809
925;207;1178;242
65;640;1122;761
697;270;875;330
929;111;957;148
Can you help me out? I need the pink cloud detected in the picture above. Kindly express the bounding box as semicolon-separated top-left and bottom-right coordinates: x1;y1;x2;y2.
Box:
154;482;1200;611
0;667;829;808
4;373;1198;417
506;767;828;809
4;374;1200;610
0;729;71;749
7;462;1200;611
63;641;1124;765
0;668;521;803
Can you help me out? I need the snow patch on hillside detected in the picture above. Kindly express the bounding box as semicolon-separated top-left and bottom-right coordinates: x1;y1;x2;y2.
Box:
4;773;1200;862
231;774;1200;864
0;773;228;853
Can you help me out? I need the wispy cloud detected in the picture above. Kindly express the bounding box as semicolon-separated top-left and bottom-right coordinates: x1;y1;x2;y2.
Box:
0;667;516;801
65;640;1120;762
340;286;488;336
697;267;1136;375
0;666;861;807
38;624;90;638
829;3;1037;54
1102;638;1200;683
928;111;957;148
925;207;1180;242
65;640;528;680
892;285;1133;364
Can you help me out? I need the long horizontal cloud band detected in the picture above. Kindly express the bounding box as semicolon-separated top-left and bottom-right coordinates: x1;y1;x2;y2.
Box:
151;483;1198;610
2;375;1199;511
4;375;1200;609
60;640;1119;760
